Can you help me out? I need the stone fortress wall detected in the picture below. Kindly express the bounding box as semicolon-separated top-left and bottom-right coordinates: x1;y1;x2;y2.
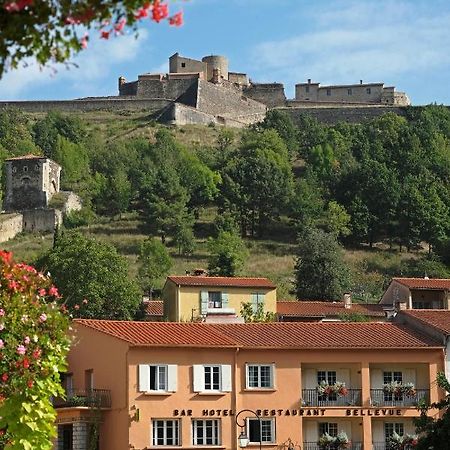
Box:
0;51;415;127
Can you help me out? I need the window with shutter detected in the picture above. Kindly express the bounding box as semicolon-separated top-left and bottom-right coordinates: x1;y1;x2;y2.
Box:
138;364;177;393
200;291;208;315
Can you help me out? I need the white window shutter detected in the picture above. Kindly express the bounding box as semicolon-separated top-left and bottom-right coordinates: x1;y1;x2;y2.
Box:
221;292;229;308
304;369;316;389
200;291;208;314
167;365;178;392
138;364;150;392
271;364;276;388
221;365;232;392
245;363;250;389
193;365;204;392
337;368;350;386
260;293;266;305
403;369;416;385
371;369;383;389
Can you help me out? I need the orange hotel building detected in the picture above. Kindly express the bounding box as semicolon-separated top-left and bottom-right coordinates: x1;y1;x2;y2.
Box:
55;320;444;450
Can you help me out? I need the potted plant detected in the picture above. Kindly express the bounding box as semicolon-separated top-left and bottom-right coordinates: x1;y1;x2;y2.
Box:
401;382;416;397
318;432;335;449
317;380;349;397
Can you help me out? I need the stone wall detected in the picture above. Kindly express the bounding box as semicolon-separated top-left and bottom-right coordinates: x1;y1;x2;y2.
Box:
196;80;267;118
118;80;138;96
135;77;197;103
22;208;62;232
0;98;173;114
279;105;407;125
243;83;287;107
0;213;23;243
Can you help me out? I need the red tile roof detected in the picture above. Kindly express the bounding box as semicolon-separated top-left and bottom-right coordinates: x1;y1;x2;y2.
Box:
400;310;450;335
74;320;237;348
74;320;440;349
393;278;450;290
144;300;163;317
166;276;276;289
277;301;385;318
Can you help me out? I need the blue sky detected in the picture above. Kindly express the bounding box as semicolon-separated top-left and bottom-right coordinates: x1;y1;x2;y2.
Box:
1;0;450;104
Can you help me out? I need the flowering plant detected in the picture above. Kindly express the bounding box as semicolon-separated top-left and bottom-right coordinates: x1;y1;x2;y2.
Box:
318;431;351;449
386;431;418;449
383;381;416;397
317;380;349;397
0;250;70;449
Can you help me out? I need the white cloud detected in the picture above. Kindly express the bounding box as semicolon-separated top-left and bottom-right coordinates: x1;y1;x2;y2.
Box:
0;29;150;100
251;0;450;93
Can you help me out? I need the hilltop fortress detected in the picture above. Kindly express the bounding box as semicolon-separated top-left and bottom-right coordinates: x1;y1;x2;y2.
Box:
0;52;411;126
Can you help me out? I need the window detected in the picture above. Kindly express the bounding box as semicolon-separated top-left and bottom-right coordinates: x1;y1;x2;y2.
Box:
193;364;232;393
366;87;371;95
326;89;331;96
347;88;352;95
208;292;222;309
384;371;402;401
23;165;28;172
318;370;337;401
305;85;310;93
152;419;180;446
385;423;404;441
138;364;177;393
181;62;186;68
192;420;220;445
248;418;275;444
319;422;338;437
251;293;265;312
246;364;274;389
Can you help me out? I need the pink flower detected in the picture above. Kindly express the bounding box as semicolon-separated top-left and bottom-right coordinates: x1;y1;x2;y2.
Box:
100;29;110;39
0;340;4;349
1;373;8;382
24;336;30;345
168;11;183;27
48;286;59;297
38;288;46;296
0;309;5;316
80;34;88;49
74;304;80;310
39;313;47;323
82;299;88;304
114;18;126;34
16;345;26;355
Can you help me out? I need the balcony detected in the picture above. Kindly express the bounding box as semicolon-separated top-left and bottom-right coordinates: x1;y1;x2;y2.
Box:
372;443;415;450
302;389;362;407
53;389;111;409
370;389;429;407
303;443;362;450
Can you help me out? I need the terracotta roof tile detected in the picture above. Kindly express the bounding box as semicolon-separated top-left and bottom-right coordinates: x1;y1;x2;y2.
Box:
75;320;440;349
166;276;275;289
213;322;440;349
393;278;450;290
75;320;238;347
144;300;163;317
400;310;450;335
277;301;385;318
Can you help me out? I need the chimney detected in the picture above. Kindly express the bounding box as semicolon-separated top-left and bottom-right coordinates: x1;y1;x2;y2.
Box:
397;301;407;311
307;78;311;84
343;293;352;309
360;80;363;85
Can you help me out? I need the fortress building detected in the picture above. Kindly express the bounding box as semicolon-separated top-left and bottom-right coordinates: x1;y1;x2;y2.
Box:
0;52;412;127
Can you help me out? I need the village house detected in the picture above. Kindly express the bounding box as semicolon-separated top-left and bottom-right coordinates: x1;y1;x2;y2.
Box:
380;277;450;310
162;275;277;322
54;320;443;450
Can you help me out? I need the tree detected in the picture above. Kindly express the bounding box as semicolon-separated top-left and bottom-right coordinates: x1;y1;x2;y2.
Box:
38;231;141;320
414;372;450;449
0;250;70;450
295;228;351;301
207;231;247;276
0;1;183;78
138;238;172;292
240;302;276;323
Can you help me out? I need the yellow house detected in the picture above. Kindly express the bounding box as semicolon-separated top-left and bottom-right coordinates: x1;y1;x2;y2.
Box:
162;275;277;322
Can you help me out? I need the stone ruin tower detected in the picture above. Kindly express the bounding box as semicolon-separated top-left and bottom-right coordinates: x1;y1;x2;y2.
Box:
3;154;61;212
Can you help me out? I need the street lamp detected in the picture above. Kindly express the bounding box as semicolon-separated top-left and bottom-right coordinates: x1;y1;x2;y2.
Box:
235;409;262;450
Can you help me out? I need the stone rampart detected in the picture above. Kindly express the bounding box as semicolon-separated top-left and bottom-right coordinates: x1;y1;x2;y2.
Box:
196;80;266;118
243;83;287;108
136;77;197;104
22;208;62;232
0;98;173;114
279;106;407;125
0;213;23;243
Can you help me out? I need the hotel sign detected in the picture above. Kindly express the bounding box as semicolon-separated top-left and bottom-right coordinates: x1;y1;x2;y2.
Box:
173;408;403;417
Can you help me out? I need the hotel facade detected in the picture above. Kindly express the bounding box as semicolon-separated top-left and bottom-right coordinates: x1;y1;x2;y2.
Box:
55;320;444;450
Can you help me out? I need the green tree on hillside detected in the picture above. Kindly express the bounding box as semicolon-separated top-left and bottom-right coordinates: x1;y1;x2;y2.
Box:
295;227;351;301
38;231;141;320
208;231;247;276
138;238;172;292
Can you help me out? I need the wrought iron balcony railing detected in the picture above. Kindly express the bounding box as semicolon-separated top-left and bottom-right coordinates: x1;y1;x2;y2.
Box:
53;389;111;409
302;389;362;407
372;442;416;450
303;442;362;450
370;389;429;407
